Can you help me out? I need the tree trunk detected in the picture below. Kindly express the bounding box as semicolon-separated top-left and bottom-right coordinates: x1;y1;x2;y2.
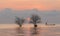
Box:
19;24;22;27
34;23;37;28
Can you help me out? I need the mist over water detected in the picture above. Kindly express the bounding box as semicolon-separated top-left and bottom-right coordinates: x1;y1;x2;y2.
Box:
0;8;60;24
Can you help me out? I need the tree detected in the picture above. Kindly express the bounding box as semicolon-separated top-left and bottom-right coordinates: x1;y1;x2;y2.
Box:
15;16;25;27
30;14;41;27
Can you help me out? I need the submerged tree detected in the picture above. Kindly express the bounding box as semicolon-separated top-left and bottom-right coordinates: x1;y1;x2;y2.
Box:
15;16;25;27
30;14;41;27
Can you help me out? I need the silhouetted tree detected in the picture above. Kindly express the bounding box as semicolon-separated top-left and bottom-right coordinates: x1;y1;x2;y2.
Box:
15;16;25;27
30;14;41;27
45;22;47;25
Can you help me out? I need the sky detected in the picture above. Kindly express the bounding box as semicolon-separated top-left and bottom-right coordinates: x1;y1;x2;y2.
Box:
0;0;60;10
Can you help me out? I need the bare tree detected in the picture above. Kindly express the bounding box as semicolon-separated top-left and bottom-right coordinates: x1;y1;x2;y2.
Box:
15;16;25;27
30;14;41;27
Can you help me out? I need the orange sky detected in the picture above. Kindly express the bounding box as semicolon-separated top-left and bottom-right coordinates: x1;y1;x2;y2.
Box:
0;0;60;10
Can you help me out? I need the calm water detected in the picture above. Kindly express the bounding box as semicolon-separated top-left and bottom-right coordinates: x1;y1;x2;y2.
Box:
0;24;60;36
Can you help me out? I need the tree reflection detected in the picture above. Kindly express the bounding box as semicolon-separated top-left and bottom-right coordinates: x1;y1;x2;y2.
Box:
30;27;40;36
16;27;24;36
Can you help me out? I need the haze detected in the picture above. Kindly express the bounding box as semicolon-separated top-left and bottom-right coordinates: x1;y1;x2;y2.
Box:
0;8;60;24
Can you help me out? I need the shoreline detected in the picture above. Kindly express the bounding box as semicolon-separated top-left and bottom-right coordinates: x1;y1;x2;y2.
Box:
0;24;59;29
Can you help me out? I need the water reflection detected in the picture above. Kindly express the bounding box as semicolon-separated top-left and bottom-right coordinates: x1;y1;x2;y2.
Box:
30;27;40;36
0;26;59;36
16;27;41;36
16;27;24;36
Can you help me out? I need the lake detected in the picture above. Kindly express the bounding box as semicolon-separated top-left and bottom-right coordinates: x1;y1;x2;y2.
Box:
0;24;60;36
